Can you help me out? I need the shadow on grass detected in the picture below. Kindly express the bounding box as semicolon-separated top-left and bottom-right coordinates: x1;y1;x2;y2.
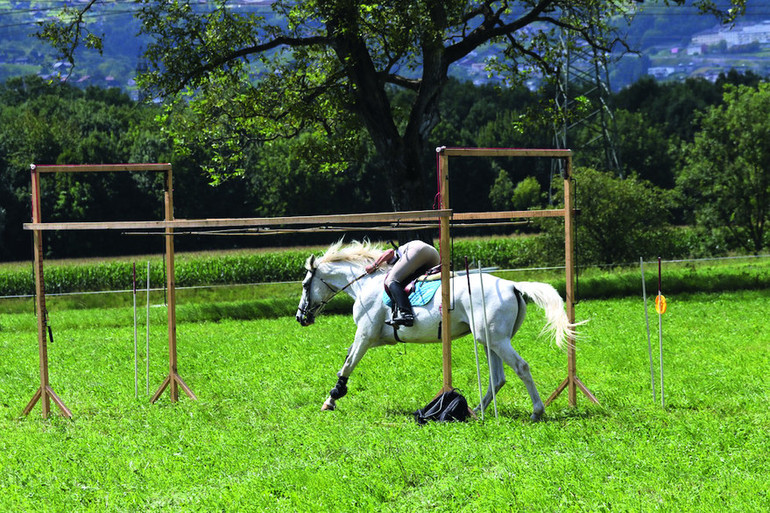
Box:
381;402;609;424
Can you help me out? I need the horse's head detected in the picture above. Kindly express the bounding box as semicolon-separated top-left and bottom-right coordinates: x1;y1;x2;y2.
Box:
296;254;335;326
296;241;381;326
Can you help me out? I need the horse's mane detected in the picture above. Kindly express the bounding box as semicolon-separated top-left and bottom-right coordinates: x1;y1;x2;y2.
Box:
316;240;385;267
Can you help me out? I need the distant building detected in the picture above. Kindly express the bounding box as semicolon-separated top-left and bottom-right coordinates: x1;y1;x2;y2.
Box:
692;20;770;48
647;66;676;79
686;44;706;56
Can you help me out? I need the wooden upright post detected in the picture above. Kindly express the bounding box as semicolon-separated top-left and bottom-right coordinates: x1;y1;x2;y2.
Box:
22;164;72;419
150;168;197;403
438;150;453;392
545;156;598;407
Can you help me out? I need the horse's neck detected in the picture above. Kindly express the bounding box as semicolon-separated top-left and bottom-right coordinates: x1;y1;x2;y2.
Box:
324;262;369;299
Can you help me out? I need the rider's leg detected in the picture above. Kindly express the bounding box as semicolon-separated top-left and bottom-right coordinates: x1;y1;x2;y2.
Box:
387;280;414;326
385;242;440;327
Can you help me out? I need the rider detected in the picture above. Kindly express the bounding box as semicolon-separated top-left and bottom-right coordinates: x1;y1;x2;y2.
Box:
365;240;440;327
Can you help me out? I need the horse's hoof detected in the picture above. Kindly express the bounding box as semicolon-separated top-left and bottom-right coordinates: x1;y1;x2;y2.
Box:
530;412;543;422
321;400;336;411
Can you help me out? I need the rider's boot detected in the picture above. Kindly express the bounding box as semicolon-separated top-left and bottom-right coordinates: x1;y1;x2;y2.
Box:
387;281;414;327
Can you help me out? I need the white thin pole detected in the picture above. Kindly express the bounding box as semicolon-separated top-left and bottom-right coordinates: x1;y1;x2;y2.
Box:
478;262;498;419
132;262;138;399
464;257;485;421
146;261;151;397
640;258;656;403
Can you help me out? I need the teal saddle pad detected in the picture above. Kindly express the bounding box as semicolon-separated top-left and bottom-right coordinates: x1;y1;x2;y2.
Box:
382;279;441;308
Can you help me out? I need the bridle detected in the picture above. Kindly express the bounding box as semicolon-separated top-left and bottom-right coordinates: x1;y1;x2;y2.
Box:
299;255;370;320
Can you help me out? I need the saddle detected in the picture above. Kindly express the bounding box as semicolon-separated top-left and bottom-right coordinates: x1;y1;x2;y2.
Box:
404;264;442;295
382;265;447;308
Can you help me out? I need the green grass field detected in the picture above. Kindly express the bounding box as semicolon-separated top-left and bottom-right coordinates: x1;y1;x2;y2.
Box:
1;288;768;511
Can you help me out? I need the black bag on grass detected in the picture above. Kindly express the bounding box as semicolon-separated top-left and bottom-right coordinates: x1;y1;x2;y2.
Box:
413;389;470;425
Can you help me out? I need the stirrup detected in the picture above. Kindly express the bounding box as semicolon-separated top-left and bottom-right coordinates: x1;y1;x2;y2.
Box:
390;308;414;327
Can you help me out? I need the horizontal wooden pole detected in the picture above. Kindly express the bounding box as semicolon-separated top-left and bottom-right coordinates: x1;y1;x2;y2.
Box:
24;209;453;231
31;163;172;173
437;147;572;158
453;209;566;220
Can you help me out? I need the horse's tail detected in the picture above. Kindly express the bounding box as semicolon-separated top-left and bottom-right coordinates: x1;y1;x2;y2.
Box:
512;281;585;350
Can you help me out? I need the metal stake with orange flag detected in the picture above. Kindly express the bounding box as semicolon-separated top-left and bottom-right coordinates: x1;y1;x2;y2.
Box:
655;257;666;408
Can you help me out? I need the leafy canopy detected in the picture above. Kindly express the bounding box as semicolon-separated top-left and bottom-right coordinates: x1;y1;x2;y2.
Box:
38;0;746;208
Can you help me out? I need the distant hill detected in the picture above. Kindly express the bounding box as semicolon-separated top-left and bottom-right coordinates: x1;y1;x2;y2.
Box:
610;1;770;88
1;0;768;95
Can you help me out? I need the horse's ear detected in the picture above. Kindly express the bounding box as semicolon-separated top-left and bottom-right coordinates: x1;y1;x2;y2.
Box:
305;255;316;271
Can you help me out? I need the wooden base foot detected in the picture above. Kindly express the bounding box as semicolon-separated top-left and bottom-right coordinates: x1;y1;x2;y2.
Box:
150;372;197;403
545;375;599;407
22;385;72;419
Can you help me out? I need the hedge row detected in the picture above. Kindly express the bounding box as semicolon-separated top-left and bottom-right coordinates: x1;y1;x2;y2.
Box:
0;250;310;296
1;235;767;299
1;240;549;296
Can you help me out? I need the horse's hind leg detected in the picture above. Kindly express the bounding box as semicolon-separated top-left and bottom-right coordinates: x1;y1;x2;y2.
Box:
476;351;506;414
494;343;545;421
497;291;545;421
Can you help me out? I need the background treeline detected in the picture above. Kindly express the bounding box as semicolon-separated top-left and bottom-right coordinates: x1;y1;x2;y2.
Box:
0;70;767;263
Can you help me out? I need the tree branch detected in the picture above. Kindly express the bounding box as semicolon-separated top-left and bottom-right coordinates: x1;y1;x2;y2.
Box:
168;35;333;94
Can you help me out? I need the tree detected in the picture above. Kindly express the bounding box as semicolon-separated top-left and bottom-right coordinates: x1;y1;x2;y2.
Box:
539;167;673;266
511;176;542;210
489;166;515;210
677;83;770;254
612;109;676;188
39;0;745;214
0;77;169;259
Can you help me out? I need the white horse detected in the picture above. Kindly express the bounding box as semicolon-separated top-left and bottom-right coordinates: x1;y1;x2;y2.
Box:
295;241;580;421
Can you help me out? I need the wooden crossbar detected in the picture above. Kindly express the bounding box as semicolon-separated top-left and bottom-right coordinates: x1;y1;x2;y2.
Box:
23;210;566;232
23;210;453;232
31;163;171;173
439;147;572;158
453;209;565;221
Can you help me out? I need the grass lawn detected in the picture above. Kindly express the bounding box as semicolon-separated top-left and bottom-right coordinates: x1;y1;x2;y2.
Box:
0;289;768;511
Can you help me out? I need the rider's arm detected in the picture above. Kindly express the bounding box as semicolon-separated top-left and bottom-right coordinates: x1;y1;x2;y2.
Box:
366;248;396;274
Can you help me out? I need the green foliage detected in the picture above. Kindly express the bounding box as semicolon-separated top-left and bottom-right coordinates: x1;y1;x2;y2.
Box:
3;71;769;264
611;72;762;190
538;167;675;266
0;251;309;297
0;289;768;510
678;83;770;254
449;237;541;271
612;109;677;187
0;77;171;259
487;166;515;210
511;176;543;211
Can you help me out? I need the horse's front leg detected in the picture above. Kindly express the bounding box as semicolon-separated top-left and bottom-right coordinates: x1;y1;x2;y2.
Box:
321;331;373;411
321;374;349;411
